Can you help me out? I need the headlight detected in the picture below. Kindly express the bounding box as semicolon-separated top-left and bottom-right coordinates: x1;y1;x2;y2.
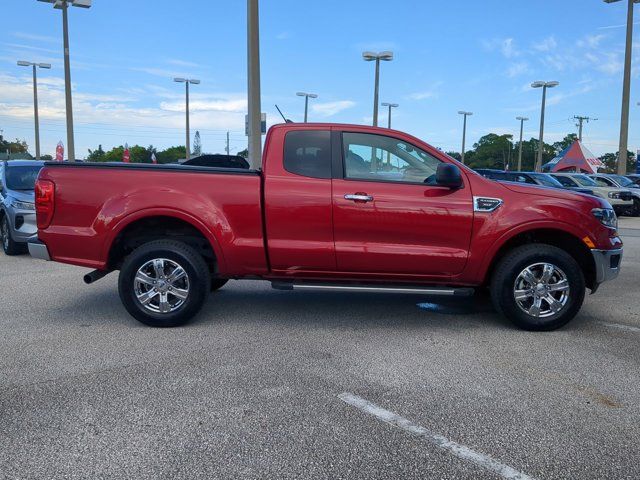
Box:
11;200;35;211
608;192;621;199
592;208;617;230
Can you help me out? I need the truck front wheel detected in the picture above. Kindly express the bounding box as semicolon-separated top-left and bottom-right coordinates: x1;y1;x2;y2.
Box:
118;240;211;327
490;244;585;331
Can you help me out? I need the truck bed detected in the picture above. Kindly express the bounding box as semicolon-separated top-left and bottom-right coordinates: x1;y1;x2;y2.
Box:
37;162;267;275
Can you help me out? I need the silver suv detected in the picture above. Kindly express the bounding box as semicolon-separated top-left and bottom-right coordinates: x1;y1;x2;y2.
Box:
0;160;44;255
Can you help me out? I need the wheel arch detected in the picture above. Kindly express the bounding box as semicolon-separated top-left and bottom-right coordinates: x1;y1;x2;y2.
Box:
483;227;596;290
105;211;226;274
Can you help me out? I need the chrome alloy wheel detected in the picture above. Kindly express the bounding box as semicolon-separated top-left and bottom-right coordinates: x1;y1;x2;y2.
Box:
133;258;190;314
513;262;570;318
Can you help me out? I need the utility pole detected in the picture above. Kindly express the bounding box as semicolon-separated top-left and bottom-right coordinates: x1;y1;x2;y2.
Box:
516;116;528;171
362;51;393;126
458;111;473;164
17;61;51;160
247;0;262;169
381;102;399;128
573;116;597;142
226;131;230;155
531;81;559;172
296;92;318;123
603;0;640;174
38;0;92;161
173;78;200;161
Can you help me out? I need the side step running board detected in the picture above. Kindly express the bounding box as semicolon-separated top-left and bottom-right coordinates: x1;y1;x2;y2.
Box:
271;281;474;297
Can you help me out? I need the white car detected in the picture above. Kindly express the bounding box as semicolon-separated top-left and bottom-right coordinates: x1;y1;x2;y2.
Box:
550;173;634;215
589;173;640;216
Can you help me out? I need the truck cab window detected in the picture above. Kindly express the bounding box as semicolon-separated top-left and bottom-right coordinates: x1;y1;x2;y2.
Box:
342;132;441;184
283;130;332;179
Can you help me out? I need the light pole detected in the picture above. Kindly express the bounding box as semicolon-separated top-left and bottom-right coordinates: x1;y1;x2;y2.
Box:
247;0;262;170
174;78;200;161
531;81;559;172
381;102;399;129
363;51;393;126
296;92;318;123
458;111;473;164
604;0;640;174
17;61;51;160
38;0;91;162
516;116;528;171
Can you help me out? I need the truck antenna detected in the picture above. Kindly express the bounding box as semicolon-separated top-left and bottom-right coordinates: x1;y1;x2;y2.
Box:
275;105;293;123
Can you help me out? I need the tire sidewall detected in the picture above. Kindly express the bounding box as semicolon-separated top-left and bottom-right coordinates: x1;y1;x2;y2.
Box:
492;245;585;331
119;241;210;327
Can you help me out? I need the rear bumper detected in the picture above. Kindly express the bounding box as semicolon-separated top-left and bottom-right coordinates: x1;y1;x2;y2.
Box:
591;248;622;284
28;237;51;261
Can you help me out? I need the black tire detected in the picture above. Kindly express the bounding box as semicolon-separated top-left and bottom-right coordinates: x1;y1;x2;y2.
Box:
632;198;640;217
1;215;22;256
490;244;585;331
118;240;211;327
211;279;228;292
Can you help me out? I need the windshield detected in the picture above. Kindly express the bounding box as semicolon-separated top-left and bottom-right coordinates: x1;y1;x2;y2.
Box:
531;173;562;187
572;174;598;187
5;165;42;191
609;174;634;187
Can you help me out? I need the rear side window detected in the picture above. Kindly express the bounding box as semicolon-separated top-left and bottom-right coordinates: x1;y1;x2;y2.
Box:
283;130;331;179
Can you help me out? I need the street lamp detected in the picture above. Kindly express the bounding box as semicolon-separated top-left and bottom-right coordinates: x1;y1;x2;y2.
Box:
381;103;399;129
296;92;318;123
604;0;640;174
458;111;473;164
363;51;393;126
17;61;51;160
531;81;559;172
515;116;529;171
38;0;91;162
174;78;200;161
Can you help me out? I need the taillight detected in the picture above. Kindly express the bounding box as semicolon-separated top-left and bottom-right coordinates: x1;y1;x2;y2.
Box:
35;179;55;229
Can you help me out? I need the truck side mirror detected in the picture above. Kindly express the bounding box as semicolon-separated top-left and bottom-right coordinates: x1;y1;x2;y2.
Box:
436;163;463;189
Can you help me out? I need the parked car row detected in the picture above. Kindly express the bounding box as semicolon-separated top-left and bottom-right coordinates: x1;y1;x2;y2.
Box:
474;169;639;216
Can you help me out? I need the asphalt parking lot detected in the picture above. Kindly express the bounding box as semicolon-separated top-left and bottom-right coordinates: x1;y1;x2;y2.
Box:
1;221;639;479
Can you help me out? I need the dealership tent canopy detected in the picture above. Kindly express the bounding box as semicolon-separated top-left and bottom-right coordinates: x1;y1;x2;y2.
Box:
542;140;603;174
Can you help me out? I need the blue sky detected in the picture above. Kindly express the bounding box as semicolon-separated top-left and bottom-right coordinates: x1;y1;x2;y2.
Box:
0;0;638;157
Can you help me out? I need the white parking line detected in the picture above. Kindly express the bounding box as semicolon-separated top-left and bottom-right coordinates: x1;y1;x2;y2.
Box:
601;322;640;333
339;393;536;480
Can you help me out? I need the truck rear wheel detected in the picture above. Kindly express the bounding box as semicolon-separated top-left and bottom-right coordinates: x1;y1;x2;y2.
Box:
490;244;585;331
118;240;211;327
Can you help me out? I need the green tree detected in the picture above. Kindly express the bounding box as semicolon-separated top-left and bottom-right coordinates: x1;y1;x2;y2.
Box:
87;144;106;162
467;133;514;170
552;133;578;154
599;151;635;174
156;146;186;164
237;148;248;159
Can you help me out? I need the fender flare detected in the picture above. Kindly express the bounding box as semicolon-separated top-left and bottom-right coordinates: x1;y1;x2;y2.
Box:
101;207;227;273
476;219;588;281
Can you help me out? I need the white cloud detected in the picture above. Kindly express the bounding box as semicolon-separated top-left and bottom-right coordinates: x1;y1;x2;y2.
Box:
506;62;530;78
165;58;200;68
160;98;246;113
482;37;520;59
533;36;557;52
311;100;356;117
11;32;58;44
276;32;292;40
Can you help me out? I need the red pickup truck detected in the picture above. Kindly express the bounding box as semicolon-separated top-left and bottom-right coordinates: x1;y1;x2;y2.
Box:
29;123;622;331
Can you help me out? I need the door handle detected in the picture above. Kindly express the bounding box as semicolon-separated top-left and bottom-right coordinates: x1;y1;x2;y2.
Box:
344;193;373;203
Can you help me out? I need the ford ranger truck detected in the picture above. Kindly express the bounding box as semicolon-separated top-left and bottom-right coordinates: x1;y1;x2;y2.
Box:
28;124;623;331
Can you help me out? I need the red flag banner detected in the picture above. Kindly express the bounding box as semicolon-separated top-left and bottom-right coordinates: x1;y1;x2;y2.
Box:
55;141;64;162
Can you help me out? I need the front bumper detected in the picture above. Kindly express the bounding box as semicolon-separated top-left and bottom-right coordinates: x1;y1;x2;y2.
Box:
28;237;51;261
591;248;623;283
